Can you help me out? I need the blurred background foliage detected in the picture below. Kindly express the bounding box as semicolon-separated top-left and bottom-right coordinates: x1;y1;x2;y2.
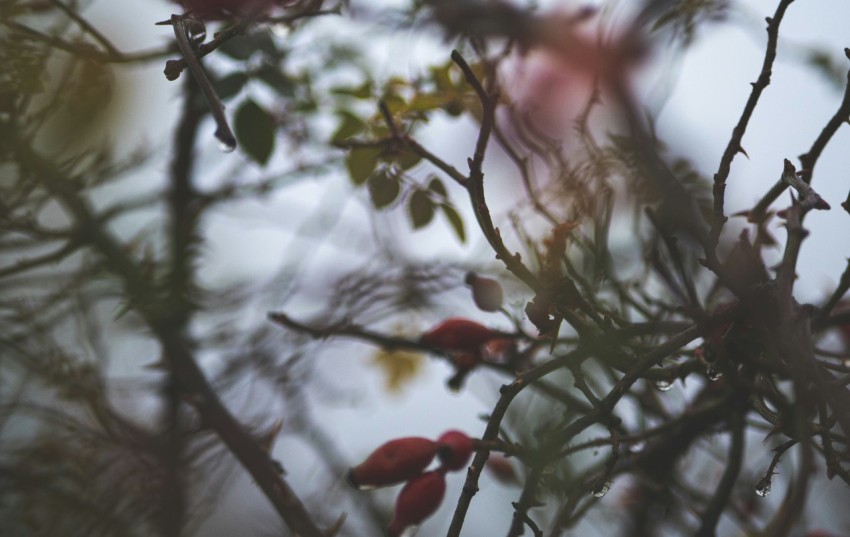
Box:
2;0;850;536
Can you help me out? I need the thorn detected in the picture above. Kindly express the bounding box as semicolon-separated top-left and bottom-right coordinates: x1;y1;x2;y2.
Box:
783;158;796;175
325;512;347;537
737;145;749;159
257;419;284;453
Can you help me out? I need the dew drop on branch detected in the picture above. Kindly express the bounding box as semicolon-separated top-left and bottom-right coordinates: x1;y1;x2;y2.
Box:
591;480;611;498
707;367;723;381
218;139;236;153
755;478;772;497
655;379;673;392
271;24;290;38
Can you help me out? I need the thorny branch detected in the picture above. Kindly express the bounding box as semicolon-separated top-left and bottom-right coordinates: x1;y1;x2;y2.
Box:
708;0;795;250
751;48;850;219
5;1;850;536
450;50;542;296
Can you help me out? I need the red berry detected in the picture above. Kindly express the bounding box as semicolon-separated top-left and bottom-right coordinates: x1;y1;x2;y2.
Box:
387;471;446;537
420;318;499;353
481;338;517;363
422;319;504;389
485;455;520;486
465;272;504;312
346;437;438;489
436;430;474;471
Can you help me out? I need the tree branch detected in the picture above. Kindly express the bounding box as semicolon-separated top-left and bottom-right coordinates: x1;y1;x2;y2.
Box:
709;0;795;250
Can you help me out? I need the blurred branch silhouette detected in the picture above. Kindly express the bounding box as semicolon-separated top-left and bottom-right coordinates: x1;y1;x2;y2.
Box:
2;0;849;536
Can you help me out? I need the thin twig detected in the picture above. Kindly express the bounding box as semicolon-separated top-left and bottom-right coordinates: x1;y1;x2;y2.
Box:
451;49;541;294
507;465;544;537
14;141;325;537
751;48;850;218
709;0;795;250
48;0;120;56
696;407;746;536
446;350;588;537
6;20;172;63
168;15;236;149
815;258;850;325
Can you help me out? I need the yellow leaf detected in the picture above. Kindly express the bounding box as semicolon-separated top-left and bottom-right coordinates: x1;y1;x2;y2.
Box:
370;349;424;394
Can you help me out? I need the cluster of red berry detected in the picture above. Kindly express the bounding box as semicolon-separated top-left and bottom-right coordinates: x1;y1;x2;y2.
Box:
347;431;474;536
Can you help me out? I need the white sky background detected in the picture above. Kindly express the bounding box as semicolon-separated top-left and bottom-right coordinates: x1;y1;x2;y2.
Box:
64;0;850;535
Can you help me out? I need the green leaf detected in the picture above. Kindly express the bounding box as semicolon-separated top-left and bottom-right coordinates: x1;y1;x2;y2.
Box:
395;149;421;170
331;80;373;99
428;176;447;198
255;65;295;97
214;73;248;101
368;169;400;209
409;93;446;112
382;94;407;115
219;37;254;60
430;63;454;92
332;110;365;143
345;147;381;186
220;31;277;59
409;190;435;229
441;204;466;243
252;32;279;56
235;99;276;165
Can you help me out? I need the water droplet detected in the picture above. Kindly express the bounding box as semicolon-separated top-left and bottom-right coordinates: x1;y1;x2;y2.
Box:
655;379;673;392
271;23;290;38
591;480;611;498
630;440;646;453
184;18;207;45
707;367;723;381
399;526;418;537
344;469;379;491
755;478;771;497
218;139;236;153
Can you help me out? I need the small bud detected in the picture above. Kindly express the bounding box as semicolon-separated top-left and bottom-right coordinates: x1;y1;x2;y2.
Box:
387;471;447;537
436;430;474;471
346;437;438;489
465;272;504;312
